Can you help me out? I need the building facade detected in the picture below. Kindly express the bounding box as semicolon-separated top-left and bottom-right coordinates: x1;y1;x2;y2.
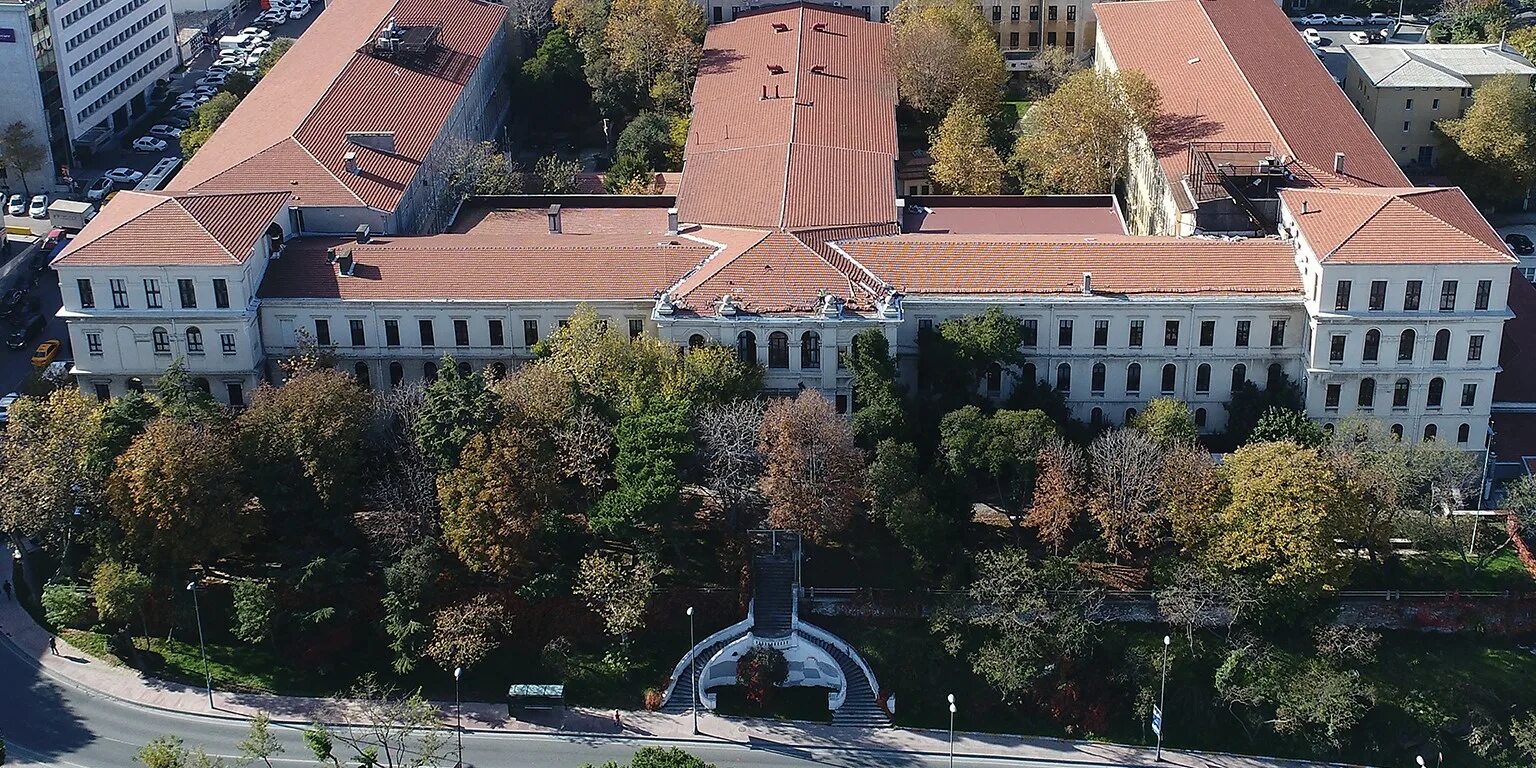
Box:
0;0;64;190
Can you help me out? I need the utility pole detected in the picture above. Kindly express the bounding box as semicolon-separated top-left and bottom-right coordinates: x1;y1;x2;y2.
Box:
454;666;463;768
186;580;212;708
1155;635;1170;762
687;606;698;735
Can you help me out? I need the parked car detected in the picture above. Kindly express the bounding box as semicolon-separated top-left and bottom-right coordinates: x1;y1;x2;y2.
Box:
28;194;48;217
86;176;114;201
1332;14;1365;25
1303;28;1323;44
175;94;210;109
1296;13;1330;24
7;314;44;349
287;2;311;18
132;137;168;152
149;124;182;139
0;393;18;424
163;115;191;129
1367;12;1395;23
239;27;272;41
1348;30;1373;43
7;194;26;215
196;73;229;88
1506;233;1535;256
31;339;60;368
248;44;271;60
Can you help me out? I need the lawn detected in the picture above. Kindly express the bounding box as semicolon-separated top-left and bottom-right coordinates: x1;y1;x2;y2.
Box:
1348;547;1534;592
1002;100;1032;127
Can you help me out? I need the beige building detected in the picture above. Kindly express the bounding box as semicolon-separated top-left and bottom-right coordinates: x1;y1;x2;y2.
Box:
1341;43;1536;168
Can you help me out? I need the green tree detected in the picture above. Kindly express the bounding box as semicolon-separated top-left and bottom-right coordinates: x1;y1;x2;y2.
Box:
1208;442;1345;591
257;37;295;76
0;121;47;196
669;343;763;407
1509;26;1536;64
534;154;583;193
939;406;1056;509
1437;74;1536;208
41;582;90;629
239;368;370;523
1513;712;1536;763
590;396;692;536
153;359;222;424
867;439;966;571
615;110;681;172
519;29;593;137
437;424;555;577
928;96;1005;194
137;736;189;768
850;329;908;449
91;560;150;632
919;307;1027;410
424;594;510;671
230;578;275;645
413;357;501;471
1248;406;1326;447
889;0;1007;116
1131;397;1197;447
572;550;657;638
181;93;241;157
562;0;704;118
1012;68;1161;193
238;712;284;768
759;391;865;543
302;724;339;767
99;391;160;461
1223;373;1303;445
445;141;522;199
1432;0;1510;42
381;543;437;675
0;389;106;554
579;747;718;768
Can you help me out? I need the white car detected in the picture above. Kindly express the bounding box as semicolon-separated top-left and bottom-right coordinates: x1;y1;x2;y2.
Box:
28;194;48;217
287;2;310;18
239;27;272;42
0;393;19;424
86;176;114;201
5;194;23;215
133;137;168;152
1296;13;1330;25
1348;30;1373;44
149;124;182;139
1302;28;1322;44
104;167;145;185
1332;14;1364;25
1367;13;1395;24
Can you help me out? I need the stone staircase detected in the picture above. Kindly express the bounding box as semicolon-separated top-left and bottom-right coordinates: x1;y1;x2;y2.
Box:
804;633;891;728
750;554;794;639
659;634;734;714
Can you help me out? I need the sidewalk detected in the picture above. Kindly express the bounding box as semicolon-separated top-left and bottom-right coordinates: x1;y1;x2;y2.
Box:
0;550;1352;768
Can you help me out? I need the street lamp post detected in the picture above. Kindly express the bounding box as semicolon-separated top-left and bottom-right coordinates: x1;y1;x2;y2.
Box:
1155;635;1170;762
947;693;957;768
453;666;463;768
186;581;212;708
687;606;698;735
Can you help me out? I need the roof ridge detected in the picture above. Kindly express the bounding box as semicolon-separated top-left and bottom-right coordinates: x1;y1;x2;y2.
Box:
807;230;891;298
292;135;370;208
665;228;774;301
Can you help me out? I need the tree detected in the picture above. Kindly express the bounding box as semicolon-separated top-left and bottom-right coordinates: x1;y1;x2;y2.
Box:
99;391;160;461
1208;442;1345;591
668;343;763;407
0;121;46;196
153;359;222;424
107;418;256;567
573;550;657;638
330;677;451;768
1087;428;1165;557
41;582;90;629
889;0;1007;116
534;154;583;193
1248;406;1325;447
137;736;190;768
381;543;437;675
1273;661;1375;747
1131;398;1196;446
1026;437;1086;554
615;110;683;172
1158;442;1226;553
1432;0;1510;43
579;747;719;768
437;424;554;577
257;37;295;76
1437;74;1536;208
735;646;789;706
424;594;510;671
1223;373;1303;445
444;141;522;199
518;28;594;137
1513;712;1536;763
928;96;1004;194
91;560;150;633
240;368;370;523
1509;26;1536;64
590;395;692;536
867;439;967;571
850;329;908;449
413;357;501;471
238;712;284;768
939;406;1055;509
230;578;275;645
570;0;704;118
920;308;1027;410
303;724;339;767
1156;564;1260;644
694;400;766;531
759;391;865;543
0;389;106;554
1012;68;1161;194
181;93;241;157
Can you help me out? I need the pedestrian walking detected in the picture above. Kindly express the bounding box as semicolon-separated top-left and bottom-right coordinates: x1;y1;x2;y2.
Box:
49;635;58;655
2;580;11;600
613;710;621;730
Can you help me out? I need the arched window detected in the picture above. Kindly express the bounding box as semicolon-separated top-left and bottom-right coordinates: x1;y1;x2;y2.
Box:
1458;423;1470;443
1324;422;1336;436
1433;329;1450;361
1126;362;1141;394
768;331;789;368
457;361;472;376
193;377;210;394
424;361;438;382
1195;363;1210;394
389;362;404;387
152;326;170;354
1391;423;1404;440
986;362;1003;393
1398;328;1416;361
689;334;707;349
185;326;204;353
1393;378;1410;408
1194;407;1207;429
1091;407;1103;427
1056;362;1071;392
737;331;757;364
800;331;821;369
491;362;507;378
1423;423;1437;441
1266;362;1283;390
1358;377;1376;408
1231;363;1247;393
1125;407;1138;423
127;377;144;393
1427;377;1444;408
1161;363;1177;394
1363;329;1380;362
354;361;370;390
1091;362;1106;393
1022;362;1037;384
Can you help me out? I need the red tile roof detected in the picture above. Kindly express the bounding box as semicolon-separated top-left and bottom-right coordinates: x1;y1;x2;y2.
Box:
836;234;1304;296
673;229;862;313
902;196;1128;235
1094;0;1407;210
1280;187;1517;264
168;0;505;213
676;5;897;229
53;190;291;266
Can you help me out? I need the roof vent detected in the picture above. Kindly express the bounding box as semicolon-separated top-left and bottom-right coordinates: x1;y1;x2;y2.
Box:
1333;152;1345;174
656;291;675;316
1082;272;1093;295
718;294;738;317
1301;199;1311;214
810;65;827;75
347;131;396;155
1187;57;1200;64
344;152;358;175
547;204;562;234
355;224;371;244
666;206;679;235
820;294;843;318
767;64;786;74
772;22;790;32
812;21;827;31
336;252;355;276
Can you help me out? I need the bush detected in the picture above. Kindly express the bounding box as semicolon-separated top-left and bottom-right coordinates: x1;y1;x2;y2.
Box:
735;646;788;706
644;687;664;711
41;582;90;630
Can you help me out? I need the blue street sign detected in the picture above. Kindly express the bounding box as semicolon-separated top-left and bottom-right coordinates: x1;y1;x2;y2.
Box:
1151;705;1162;736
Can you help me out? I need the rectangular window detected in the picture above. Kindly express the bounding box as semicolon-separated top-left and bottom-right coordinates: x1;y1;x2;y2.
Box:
523;319;539;346
144;279;161;309
1164;319;1179;347
385;319;400;347
1066;3;1075;19
1405;98;1413;110
1010;4;1019;19
454;319;470;347
1270;320;1286;347
918;318;933;333
1046;30;1056;45
349;319;365;347
221;333;237;355
1199;320;1214;347
1235;320;1250;347
1440;280;1458;311
1475;279;1491;311
1432;98;1440;109
1047;4;1057;19
1330;334;1346;362
1008;31;1019;47
77;279;94;309
86;332;102;355
1462;383;1477;407
991;5;1000;21
1402;121;1410;132
1369;280;1386;311
1129;319;1144;348
1334;280;1351;311
213;278;229;309
1022;319;1038;346
110;279;128;308
177;278;196;309
1093;320;1108;347
1028;30;1039;46
1058;319;1073;347
489;319;504;347
629;318;644;339
1325;383;1340;410
1468;334;1484;361
1065;31;1074;47
1404;280;1421;311
314;318;331;346
1029;3;1038;19
419;319;435;347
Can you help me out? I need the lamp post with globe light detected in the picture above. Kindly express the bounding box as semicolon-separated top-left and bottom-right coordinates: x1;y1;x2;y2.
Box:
947;693;957;768
186;581;212;708
454;666;463;767
687;606;698;734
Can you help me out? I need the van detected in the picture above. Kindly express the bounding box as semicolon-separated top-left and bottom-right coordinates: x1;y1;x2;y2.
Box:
218;33;252;51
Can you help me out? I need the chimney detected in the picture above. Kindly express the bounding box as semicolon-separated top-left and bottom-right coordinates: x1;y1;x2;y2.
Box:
344;152;358;175
355;224;371;244
347;131;397;155
813;21;827;31
1333;152;1345;175
1301;199;1310;215
811;65;826;75
762;84;768;100
772;22;789;32
547;204;562;234
336;252;355;276
1082;272;1093;295
666;206;679;235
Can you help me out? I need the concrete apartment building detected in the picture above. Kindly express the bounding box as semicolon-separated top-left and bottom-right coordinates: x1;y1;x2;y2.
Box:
1341;43;1536;168
53;0;1521;448
0;0;61;191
